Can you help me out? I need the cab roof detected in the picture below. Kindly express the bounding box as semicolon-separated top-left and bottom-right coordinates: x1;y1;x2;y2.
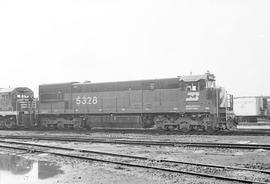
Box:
179;73;215;82
0;87;33;94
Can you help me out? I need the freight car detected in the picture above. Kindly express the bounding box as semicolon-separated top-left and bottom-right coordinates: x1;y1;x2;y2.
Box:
268;98;270;120
37;72;236;131
233;96;268;122
0;87;36;129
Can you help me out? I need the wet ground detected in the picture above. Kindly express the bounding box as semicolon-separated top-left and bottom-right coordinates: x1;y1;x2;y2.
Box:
0;149;232;184
0;130;270;183
0;153;63;184
0;141;269;183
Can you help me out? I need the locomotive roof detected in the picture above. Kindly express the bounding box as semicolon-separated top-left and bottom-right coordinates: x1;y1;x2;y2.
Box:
0;87;32;94
40;82;78;86
72;77;179;86
39;73;215;88
179;74;215;82
72;74;214;86
0;88;16;93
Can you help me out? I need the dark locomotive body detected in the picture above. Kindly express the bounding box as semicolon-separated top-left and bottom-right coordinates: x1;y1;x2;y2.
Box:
0;87;35;129
37;72;235;131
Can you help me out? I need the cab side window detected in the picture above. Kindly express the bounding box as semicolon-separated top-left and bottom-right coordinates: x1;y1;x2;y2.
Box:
185;82;198;91
186;83;192;91
180;80;207;91
206;80;215;88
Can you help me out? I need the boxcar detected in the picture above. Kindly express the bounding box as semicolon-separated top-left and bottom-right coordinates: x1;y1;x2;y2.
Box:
233;96;268;122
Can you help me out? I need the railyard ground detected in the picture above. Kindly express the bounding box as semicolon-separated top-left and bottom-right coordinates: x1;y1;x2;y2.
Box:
0;128;269;184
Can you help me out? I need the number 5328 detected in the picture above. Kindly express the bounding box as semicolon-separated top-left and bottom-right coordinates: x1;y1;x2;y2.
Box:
75;96;98;105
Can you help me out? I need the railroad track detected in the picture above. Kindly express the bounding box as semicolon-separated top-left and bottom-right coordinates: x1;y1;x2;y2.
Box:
1;129;270;136
90;129;270;136
0;139;269;183
1;135;270;150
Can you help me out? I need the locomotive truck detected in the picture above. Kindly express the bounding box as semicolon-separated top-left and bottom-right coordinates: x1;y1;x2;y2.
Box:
37;72;236;131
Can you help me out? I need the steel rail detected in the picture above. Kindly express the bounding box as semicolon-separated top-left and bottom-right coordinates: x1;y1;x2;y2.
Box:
1;129;270;136
0;142;268;184
1;135;270;150
0;139;269;175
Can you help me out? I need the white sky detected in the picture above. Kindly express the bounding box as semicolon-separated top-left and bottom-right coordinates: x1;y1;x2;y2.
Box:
0;0;269;97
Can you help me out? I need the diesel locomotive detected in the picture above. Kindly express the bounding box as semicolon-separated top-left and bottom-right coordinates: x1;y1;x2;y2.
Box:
0;72;236;131
0;87;35;129
37;72;235;131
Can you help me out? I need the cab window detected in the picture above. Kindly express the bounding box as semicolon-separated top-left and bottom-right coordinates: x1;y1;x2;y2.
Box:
206;80;216;88
186;82;198;91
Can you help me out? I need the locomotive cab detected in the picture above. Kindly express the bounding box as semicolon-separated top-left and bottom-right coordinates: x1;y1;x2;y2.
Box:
165;73;216;130
167;72;236;131
180;72;215;91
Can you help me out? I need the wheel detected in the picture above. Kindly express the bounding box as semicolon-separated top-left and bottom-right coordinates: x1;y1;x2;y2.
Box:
204;122;216;132
57;122;64;129
226;121;237;131
73;121;81;130
39;118;50;129
205;125;216;132
165;125;176;131
143;118;154;128
180;122;190;132
4;119;16;129
192;125;201;132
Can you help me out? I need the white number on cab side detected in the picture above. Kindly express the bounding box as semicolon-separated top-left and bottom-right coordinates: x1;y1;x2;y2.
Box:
82;96;87;104
76;96;81;105
75;96;98;105
87;97;92;104
92;96;98;104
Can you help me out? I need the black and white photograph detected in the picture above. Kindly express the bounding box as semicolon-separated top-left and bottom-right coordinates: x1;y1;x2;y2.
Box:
0;0;269;183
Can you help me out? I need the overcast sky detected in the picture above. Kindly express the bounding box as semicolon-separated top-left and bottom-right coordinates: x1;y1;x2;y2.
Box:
0;0;269;97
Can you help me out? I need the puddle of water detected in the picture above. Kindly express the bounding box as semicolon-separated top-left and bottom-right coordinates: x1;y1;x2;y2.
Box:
0;153;64;184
